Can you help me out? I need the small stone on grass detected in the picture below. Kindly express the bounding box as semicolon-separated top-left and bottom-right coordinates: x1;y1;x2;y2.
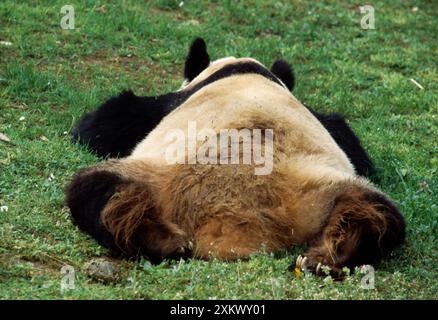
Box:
83;258;120;283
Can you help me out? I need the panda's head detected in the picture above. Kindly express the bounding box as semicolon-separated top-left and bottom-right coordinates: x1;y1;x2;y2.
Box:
180;37;295;92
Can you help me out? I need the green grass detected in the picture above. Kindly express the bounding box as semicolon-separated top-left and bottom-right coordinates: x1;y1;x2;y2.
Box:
0;0;437;299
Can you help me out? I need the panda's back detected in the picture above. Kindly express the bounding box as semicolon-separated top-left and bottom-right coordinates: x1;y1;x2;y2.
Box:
129;74;354;177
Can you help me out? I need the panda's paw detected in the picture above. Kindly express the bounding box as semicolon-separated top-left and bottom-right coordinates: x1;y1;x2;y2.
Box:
290;255;344;280
291;254;323;276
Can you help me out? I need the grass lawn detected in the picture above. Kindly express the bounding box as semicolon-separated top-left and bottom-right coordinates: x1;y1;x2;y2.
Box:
0;0;437;299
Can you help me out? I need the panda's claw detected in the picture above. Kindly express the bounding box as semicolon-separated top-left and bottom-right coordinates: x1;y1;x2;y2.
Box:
301;256;308;271
316;262;322;275
296;255;303;269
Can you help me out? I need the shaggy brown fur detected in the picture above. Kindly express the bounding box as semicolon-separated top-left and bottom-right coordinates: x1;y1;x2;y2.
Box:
68;154;404;273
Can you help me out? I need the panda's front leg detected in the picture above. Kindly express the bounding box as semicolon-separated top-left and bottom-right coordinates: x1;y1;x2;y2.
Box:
72;90;173;158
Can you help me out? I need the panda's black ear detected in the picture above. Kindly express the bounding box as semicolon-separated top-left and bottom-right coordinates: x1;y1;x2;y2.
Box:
271;59;295;91
184;37;210;81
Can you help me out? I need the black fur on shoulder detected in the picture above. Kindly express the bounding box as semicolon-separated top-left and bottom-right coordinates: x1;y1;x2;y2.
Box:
192;61;284;89
184;37;210;81
271;59;295;91
72;90;177;158
309;108;375;177
65;169;125;256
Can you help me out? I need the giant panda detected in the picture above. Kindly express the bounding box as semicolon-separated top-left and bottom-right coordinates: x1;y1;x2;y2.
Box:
67;38;405;277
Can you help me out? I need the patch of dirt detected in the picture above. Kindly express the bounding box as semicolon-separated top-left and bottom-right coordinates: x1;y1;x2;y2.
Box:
0;252;60;276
